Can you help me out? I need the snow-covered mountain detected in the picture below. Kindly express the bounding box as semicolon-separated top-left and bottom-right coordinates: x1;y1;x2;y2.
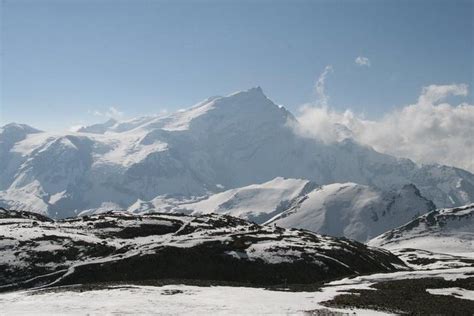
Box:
125;177;434;242
368;204;474;257
264;182;436;242
169;177;317;223
1;87;474;217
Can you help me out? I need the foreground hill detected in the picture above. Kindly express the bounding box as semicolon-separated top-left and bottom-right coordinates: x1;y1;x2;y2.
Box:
0;208;406;291
368;204;474;257
1;88;474;217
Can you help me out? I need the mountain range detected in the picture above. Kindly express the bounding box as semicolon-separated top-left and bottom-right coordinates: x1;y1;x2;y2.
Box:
1;87;473;219
113;177;435;242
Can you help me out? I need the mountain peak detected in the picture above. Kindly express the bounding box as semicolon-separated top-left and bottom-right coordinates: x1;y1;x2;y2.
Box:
228;86;267;99
76;118;118;134
0;123;42;134
249;86;264;94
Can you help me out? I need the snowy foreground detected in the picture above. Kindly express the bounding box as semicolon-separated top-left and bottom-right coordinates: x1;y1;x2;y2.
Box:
1;207;472;314
0;284;386;316
1;268;472;316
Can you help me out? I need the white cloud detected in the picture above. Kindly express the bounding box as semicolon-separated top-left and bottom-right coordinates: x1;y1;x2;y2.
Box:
417;84;468;104
315;65;333;107
355;56;371;67
106;106;124;118
90;110;102;116
290;66;356;143
68;125;85;132
88;106;124;119
292;105;358;144
293;83;474;173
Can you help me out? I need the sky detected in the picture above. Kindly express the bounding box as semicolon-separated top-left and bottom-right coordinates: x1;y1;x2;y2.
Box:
1;0;473;131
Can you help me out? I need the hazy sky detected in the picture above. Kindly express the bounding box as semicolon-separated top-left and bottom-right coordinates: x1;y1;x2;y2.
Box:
1;0;473;130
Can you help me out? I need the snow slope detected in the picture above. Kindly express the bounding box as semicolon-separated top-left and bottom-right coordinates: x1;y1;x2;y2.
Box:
1;267;472;315
176;177;315;223
264;182;436;242
1;87;474;217
368;204;474;257
392;248;474;270
0;284;394;316
147;178;434;242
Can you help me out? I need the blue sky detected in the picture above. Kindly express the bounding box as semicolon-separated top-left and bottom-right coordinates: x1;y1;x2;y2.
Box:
1;0;473;130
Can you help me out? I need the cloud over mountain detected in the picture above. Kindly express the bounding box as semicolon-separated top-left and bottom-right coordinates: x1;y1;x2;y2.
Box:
294;83;474;172
355;56;371;67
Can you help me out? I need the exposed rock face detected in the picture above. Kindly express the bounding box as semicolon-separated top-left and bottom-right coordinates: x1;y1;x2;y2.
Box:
0;208;407;291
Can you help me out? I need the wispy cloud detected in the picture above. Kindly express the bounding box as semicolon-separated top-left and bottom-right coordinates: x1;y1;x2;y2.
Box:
68;125;85;132
355;56;371;67
88;106;124;119
315;65;333;107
